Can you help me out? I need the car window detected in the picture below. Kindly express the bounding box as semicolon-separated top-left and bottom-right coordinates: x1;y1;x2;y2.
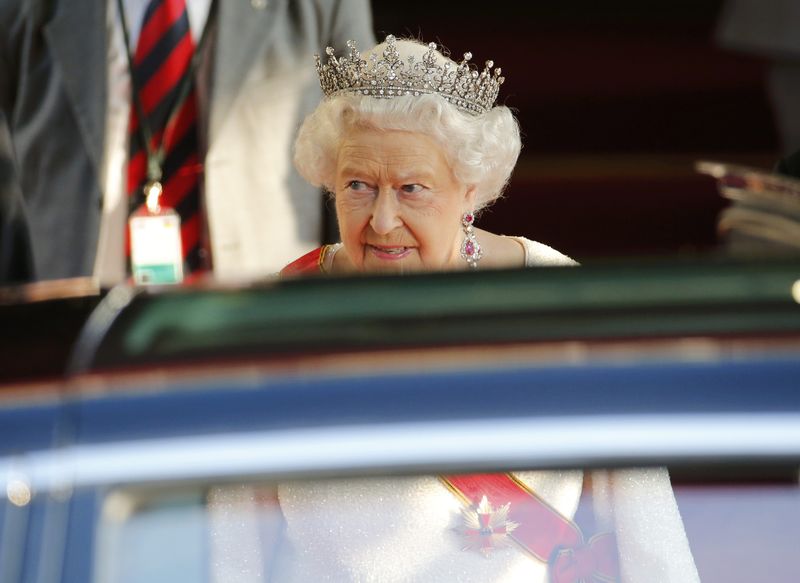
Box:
92;468;800;583
94;488;210;583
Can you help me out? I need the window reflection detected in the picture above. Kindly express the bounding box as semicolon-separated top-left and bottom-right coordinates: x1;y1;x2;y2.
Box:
676;481;800;582
92;470;800;582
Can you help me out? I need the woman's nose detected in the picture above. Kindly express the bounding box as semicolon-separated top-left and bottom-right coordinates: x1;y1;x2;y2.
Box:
369;190;402;235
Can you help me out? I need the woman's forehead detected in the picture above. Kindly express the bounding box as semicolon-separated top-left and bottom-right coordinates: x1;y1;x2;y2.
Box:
337;128;448;174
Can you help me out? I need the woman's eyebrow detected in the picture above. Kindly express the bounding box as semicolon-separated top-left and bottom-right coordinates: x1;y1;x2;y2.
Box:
337;165;374;177
337;165;436;182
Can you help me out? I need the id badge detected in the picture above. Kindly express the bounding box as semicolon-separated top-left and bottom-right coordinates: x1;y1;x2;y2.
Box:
129;207;184;285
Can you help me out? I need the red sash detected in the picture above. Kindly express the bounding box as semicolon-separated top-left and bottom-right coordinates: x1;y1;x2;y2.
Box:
280;247;325;277
442;473;619;583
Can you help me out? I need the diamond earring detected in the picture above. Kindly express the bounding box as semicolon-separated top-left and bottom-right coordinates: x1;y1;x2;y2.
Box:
459;211;482;268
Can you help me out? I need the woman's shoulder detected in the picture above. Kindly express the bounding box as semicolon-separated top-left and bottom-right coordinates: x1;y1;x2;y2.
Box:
280;244;342;277
508;236;579;267
280;247;324;277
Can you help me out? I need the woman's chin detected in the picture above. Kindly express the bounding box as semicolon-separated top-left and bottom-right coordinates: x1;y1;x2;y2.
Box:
362;258;416;274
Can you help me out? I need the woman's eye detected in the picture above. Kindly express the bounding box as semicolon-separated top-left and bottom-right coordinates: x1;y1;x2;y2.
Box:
347;180;369;191
400;184;424;194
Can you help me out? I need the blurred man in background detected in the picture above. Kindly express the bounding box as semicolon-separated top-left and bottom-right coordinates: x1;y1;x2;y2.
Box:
0;0;374;285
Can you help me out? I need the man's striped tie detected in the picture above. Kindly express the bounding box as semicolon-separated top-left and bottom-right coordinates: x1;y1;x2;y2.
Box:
127;0;206;275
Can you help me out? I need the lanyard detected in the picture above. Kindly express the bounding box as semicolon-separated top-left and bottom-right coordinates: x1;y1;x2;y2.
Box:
116;0;217;212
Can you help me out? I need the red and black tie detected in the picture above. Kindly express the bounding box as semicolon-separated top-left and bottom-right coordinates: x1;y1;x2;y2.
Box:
127;0;206;274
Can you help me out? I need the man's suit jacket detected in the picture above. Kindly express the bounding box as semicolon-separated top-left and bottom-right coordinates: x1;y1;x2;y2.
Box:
0;110;32;283
0;0;374;281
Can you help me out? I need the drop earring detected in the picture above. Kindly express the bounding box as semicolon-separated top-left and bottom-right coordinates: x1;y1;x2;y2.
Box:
459;211;482;268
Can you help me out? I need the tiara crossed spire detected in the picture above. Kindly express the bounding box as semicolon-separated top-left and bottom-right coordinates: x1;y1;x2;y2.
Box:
315;34;505;116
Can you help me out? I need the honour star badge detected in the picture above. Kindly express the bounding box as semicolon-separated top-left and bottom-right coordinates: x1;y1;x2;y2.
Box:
459;495;519;557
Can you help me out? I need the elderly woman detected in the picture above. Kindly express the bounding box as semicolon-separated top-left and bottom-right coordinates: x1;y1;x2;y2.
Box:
281;35;573;276
273;36;699;582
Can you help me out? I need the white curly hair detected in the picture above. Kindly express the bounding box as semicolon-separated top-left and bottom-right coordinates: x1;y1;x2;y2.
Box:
293;38;521;211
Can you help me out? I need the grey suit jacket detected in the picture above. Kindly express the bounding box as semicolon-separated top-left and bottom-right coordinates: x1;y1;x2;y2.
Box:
0;110;32;283
0;0;374;281
717;0;800;58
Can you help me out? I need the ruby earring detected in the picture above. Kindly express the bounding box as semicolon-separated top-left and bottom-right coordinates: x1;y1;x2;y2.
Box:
459;211;482;268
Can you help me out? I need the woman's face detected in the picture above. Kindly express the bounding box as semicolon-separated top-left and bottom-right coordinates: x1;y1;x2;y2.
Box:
334;127;476;273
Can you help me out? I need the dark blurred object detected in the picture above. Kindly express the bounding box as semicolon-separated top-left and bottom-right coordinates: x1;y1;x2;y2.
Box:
0;279;100;384
717;0;800;156
697;160;800;256
775;148;800;179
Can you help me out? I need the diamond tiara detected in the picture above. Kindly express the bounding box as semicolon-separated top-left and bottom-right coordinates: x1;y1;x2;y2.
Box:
315;34;505;116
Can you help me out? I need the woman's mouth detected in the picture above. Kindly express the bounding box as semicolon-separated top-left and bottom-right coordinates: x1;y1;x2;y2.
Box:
367;244;412;260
